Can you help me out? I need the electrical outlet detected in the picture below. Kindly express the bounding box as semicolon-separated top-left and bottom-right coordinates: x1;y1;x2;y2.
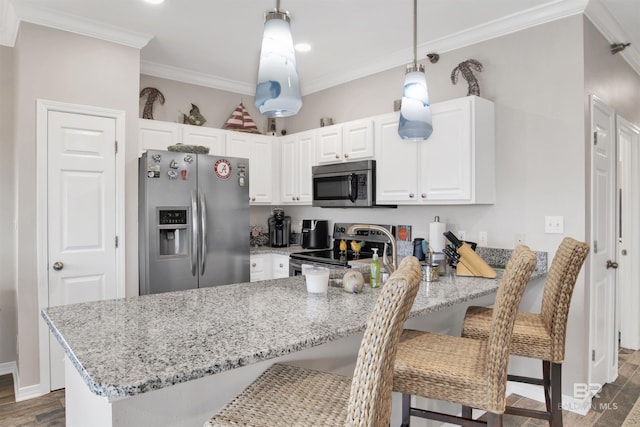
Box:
457;230;466;241
514;233;526;245
478;231;488;246
545;215;564;234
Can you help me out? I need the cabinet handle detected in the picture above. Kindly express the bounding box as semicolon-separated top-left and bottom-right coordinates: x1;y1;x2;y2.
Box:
252;263;256;267
279;263;284;268
251;197;256;202
409;193;415;198
292;196;296;201
344;153;349;158
335;154;340;159
296;196;300;200
421;193;426;198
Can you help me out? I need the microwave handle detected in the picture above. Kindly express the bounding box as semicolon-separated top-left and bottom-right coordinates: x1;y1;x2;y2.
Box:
348;173;358;203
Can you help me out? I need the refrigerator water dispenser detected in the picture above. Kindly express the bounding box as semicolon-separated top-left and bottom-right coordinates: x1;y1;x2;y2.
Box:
158;209;188;256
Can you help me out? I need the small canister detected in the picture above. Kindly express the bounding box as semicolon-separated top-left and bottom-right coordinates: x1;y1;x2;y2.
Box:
422;263;440;282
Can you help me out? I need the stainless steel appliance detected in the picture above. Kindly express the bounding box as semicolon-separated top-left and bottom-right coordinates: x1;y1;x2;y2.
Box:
312;160;393;208
268;208;291;247
139;149;250;295
289;222;395;275
301;219;329;249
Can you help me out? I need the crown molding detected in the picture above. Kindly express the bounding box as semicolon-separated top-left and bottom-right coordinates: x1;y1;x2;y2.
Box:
141;61;255;96
585;0;640;76
13;2;152;49
0;0;18;46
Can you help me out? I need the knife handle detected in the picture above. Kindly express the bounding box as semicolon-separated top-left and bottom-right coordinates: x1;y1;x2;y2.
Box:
443;231;462;248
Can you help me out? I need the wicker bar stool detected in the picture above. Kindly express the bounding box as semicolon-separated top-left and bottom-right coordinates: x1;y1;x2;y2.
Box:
461;237;589;426
393;246;538;427
204;256;423;427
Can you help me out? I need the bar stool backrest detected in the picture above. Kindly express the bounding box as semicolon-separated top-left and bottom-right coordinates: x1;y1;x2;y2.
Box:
539;237;590;362
345;256;423;427
486;246;538;412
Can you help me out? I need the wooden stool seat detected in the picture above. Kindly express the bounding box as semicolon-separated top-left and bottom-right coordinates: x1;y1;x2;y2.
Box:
205;256;423;427
393;246;539;427
461;237;589;427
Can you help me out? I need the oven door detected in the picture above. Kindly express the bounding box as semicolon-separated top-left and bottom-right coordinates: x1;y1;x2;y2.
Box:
312;170;372;207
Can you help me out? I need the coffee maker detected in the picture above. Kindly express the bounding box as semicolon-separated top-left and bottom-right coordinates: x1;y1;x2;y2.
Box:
301;220;329;249
268;208;291;247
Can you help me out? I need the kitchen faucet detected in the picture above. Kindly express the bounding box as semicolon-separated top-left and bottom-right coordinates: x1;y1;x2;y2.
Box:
346;224;397;273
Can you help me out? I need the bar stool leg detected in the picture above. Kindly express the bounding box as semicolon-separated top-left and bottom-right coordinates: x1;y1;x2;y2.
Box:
486;412;503;427
462;405;473;419
543;360;551;411
401;393;411;427
551;362;563;427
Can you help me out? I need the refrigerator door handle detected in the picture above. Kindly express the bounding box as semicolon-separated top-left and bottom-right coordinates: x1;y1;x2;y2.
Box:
190;190;198;276
199;189;207;276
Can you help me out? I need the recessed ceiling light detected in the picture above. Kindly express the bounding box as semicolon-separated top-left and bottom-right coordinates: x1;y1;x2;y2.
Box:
144;0;164;4
295;43;311;53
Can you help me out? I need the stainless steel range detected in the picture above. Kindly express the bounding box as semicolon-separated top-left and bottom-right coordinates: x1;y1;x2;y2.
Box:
289;222;395;275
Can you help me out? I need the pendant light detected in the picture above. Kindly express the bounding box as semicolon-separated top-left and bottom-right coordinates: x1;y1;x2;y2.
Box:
398;0;433;140
255;0;302;118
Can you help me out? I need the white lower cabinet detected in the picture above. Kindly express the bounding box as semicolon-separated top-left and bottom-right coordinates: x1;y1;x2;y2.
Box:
280;131;314;205
271;254;290;279
250;254;268;282
250;254;290;281
375;96;495;205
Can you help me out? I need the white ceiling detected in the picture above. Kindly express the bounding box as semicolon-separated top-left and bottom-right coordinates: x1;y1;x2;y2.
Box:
2;0;639;95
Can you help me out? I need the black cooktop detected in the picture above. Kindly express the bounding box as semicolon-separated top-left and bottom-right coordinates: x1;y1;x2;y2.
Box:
290;249;375;266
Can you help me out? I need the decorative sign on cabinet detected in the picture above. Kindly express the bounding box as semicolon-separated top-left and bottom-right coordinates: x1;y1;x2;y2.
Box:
375;96;495;205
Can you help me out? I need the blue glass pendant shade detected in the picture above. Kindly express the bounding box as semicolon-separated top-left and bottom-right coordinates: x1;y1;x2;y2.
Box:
398;65;433;140
255;13;302;118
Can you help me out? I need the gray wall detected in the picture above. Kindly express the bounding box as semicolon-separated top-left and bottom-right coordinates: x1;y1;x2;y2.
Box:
13;23;140;389
0;45;16;366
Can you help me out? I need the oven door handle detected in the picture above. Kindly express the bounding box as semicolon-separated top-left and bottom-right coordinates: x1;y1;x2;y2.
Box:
348;173;358;203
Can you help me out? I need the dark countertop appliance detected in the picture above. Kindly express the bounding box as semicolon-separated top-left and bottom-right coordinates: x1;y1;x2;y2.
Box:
301;219;329;249
289;222;395;275
268;208;291;247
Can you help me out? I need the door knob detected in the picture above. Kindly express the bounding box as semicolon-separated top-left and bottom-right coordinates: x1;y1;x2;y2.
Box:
606;260;619;269
53;261;64;271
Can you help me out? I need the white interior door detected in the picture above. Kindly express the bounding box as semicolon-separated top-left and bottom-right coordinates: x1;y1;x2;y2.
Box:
589;96;618;388
47;111;118;390
617;115;640;350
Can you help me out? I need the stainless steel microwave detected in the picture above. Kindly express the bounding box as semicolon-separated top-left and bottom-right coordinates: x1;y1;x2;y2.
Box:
312;160;391;208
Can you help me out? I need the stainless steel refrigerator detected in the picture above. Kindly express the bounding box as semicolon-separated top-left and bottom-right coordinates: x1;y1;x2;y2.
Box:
139;149;250;295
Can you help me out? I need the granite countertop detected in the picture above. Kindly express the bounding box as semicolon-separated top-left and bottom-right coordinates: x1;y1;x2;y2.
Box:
42;267;546;400
250;245;307;256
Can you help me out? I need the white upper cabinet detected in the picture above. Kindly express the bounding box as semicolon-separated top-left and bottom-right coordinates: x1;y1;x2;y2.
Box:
182;126;226;156
139;119;181;155
376;96;495;205
280;130;314;205
227;132;275;205
316;118;374;164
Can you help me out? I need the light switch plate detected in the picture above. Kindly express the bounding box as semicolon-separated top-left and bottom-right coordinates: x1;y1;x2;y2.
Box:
545;216;564;234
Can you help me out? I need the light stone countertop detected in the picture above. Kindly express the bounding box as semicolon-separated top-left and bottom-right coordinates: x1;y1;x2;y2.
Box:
42;268;546;399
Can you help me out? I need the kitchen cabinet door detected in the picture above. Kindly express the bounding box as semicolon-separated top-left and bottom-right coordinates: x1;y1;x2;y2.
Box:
250;254;269;282
374;96;495;205
226;133;275;204
420;96;495;204
280;131;314;205
342;118;374;161
182;126;226;156
316;124;342;164
375;113;420;203
139;119;181;156
271;254;290;279
316;119;374;164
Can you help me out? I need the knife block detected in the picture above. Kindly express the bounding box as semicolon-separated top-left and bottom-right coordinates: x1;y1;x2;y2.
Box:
455;243;497;278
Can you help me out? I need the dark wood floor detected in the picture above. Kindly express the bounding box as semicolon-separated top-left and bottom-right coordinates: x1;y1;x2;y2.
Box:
0;349;638;426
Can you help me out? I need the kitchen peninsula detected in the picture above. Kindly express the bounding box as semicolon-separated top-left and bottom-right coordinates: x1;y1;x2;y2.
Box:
43;263;546;427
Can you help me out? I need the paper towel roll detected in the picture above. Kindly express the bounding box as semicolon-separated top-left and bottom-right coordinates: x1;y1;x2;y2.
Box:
429;220;447;252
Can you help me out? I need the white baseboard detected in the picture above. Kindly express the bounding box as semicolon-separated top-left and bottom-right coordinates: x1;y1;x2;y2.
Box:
506;380;592;416
0;360;45;402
